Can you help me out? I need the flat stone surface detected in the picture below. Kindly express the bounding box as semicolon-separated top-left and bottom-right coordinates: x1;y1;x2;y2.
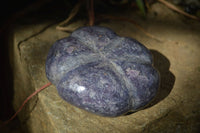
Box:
10;2;200;133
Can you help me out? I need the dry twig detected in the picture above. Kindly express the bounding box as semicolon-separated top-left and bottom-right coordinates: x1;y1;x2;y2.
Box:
157;0;200;21
2;82;52;127
56;1;82;31
100;15;162;41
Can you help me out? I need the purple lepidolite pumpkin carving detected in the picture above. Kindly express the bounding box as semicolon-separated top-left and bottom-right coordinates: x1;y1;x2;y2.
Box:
45;26;160;117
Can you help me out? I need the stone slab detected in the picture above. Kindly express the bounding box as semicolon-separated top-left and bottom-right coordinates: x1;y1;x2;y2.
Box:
9;2;200;133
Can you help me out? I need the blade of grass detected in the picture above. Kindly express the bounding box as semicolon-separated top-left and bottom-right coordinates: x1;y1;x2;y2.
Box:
135;0;146;16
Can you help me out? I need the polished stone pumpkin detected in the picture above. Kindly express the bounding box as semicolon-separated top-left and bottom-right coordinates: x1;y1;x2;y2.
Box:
45;26;160;117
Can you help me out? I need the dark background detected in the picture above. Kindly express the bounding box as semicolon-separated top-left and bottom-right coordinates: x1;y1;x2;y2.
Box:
0;0;37;120
0;1;49;132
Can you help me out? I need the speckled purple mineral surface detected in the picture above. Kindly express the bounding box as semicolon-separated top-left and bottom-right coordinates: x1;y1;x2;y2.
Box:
45;26;160;117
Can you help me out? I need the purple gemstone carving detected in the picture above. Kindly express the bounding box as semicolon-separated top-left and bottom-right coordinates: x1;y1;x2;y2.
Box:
45;26;160;117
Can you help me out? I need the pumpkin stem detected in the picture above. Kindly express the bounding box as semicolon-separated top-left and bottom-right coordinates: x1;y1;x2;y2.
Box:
87;0;95;26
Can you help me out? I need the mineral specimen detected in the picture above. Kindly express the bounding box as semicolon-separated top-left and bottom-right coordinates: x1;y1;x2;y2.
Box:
45;26;160;117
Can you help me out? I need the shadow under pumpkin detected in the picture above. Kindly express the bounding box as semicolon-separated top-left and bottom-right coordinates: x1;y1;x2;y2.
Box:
125;50;175;115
